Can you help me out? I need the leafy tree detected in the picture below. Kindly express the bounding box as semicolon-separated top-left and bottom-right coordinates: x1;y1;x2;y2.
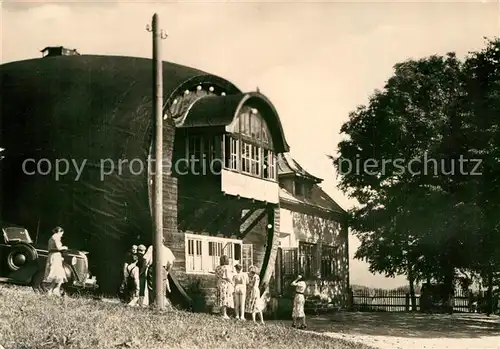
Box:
331;38;500;309
460;38;500;313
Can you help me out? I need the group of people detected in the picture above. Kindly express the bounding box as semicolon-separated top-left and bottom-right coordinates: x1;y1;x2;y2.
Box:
41;227;307;328
213;255;307;328
213;255;267;324
119;238;176;307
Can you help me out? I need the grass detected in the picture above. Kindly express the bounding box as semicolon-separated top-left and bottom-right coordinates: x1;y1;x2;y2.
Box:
0;284;374;349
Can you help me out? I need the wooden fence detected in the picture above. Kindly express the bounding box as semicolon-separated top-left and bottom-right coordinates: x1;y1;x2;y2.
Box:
350;288;472;312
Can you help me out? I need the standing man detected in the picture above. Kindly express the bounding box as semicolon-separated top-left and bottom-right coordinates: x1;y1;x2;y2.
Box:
143;237;175;307
136;244;148;306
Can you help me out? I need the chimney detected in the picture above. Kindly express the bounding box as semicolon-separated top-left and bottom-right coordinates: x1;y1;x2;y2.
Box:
41;46;80;58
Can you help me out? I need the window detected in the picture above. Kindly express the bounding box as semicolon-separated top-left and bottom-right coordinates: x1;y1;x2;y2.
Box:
185;135;221;173
281;248;298;277
262;123;271;146
250;144;261;176
250;111;262;141
321;245;337;279
187;136;202;172
294;182;303;196
240;110;251;137
241;141;251;173
241;244;253;272
304;183;313;199
263;150;276;180
185;234;253;273
222;106;277;181
224;135;239;170
186;238;203;273
188;136;202;162
203;137;217;163
298;242;316;279
240;141;261;176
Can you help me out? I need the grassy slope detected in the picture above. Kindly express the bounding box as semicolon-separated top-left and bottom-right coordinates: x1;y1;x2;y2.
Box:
0;285;373;349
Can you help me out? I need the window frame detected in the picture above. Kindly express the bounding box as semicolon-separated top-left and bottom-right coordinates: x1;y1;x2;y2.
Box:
182;106;278;181
320;244;338;279
185;134;221;174
298;241;317;279
184;233;253;274
221;105;277;181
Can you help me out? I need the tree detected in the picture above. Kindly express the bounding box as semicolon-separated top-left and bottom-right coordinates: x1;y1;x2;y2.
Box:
331;38;500;307
460;38;500;314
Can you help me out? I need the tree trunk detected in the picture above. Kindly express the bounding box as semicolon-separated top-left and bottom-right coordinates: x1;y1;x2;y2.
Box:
408;264;417;311
443;267;455;314
486;264;493;316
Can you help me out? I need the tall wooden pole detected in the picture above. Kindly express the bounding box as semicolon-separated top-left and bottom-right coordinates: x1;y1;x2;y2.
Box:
147;13;167;310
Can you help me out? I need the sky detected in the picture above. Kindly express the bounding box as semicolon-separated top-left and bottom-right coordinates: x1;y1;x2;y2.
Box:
1;0;499;289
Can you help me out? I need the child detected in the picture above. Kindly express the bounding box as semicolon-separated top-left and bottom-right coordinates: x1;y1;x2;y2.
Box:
253;288;271;324
291;274;307;329
245;265;266;324
232;264;248;320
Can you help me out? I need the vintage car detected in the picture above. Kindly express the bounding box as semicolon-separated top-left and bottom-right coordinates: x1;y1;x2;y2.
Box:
0;223;98;294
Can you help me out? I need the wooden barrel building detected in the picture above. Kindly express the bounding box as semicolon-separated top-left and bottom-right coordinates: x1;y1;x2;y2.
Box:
0;53;290;310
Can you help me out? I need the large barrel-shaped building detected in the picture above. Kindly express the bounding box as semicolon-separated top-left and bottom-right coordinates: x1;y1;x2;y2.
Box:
0;51;290;309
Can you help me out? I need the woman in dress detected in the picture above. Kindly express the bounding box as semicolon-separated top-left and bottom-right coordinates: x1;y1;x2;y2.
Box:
291;274;307;329
232;264;248;320
245;265;266;324
43;226;68;296
214;255;234;319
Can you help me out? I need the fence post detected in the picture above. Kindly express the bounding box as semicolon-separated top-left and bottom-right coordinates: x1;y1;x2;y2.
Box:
405;293;410;311
468;291;474;313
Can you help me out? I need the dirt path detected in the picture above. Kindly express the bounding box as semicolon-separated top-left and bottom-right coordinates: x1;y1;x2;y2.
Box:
279;312;500;349
312;331;500;349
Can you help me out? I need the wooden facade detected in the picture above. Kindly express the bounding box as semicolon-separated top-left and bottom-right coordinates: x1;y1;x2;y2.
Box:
157;88;289;311
273;154;349;307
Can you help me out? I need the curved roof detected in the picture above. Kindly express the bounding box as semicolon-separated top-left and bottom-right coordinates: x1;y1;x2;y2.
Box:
0;55;243;294
0;54;241;157
181;92;290;153
180;93;244;127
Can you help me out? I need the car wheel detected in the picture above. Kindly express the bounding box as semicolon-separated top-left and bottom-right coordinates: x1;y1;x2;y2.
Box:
7;244;38;272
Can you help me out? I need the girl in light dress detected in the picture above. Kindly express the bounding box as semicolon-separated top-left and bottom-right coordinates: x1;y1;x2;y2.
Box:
245;265;266;324
291;274;307;329
232;264;249;320
43;226;68;296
